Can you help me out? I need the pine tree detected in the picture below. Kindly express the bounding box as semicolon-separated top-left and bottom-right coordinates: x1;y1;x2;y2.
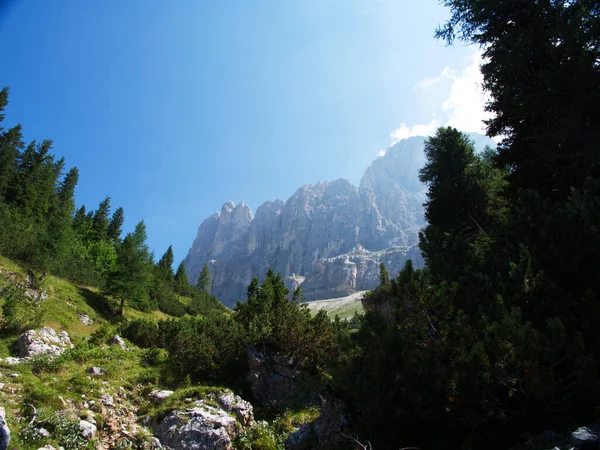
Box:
157;245;174;282
0;88;23;200
292;285;305;304
378;262;389;285
91;197;111;242
107;207;124;242
57;167;79;214
105;220;153;315
196;263;211;294
174;261;189;292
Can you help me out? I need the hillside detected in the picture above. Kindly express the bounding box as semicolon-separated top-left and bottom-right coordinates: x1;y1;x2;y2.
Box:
0;256;322;450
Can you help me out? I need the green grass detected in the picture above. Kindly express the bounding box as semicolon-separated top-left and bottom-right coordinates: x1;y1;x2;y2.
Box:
327;300;364;320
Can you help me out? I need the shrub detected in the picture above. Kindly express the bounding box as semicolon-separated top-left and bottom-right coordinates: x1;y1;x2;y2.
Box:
0;282;44;334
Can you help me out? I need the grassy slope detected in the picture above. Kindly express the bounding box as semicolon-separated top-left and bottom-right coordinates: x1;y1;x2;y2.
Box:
303;290;366;320
0;255;317;449
0;255;217;449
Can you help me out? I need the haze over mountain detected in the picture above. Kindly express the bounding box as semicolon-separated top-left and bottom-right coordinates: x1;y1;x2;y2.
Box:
184;133;494;307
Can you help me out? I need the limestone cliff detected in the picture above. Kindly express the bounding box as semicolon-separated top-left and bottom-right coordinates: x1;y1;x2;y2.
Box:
184;134;492;307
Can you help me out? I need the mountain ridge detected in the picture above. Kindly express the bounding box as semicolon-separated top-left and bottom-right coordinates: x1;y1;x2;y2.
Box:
184;133;494;307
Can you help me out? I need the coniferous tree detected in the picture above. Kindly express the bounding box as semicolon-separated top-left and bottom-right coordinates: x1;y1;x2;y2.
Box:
174;261;189;293
292;285;305;304
91;197;111;242
378;262;389;285
157;245;174;282
196;263;211;294
57;167;78;213
105;220;153;315
0;88;24;200
107;207;124;242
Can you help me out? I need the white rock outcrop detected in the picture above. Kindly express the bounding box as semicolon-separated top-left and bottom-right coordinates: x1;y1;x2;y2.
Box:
16;328;72;358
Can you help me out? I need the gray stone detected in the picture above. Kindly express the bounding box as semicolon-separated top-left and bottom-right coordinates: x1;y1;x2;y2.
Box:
149;390;174;405
2;357;20;365
37;427;51;438
108;335;126;349
216;391;254;426
154;402;239;450
86;367;105;376
99;394;115;408
0;406;9;450
247;349;299;407
79;419;97;439
285;392;348;449
78;314;92;326
16;328;72;358
572;427;598;445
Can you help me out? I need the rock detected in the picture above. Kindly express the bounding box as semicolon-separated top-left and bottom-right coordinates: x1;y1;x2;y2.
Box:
149;390;174;405
527;429;557;447
2;357;21;365
37;427;51;438
0;406;9;450
150;437;163;448
86;367;105;376
16;328;72;358
78;314;92;326
37;446;57;450
81;410;96;425
285;392;348;450
247;349;300;407
154;401;240;450
108;335;126;349
572;427;598;446
216;391;254;426
79;420;97;439
100;394;115;408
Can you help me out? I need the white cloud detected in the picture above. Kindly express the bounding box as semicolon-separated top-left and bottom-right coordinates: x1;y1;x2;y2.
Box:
386;51;494;151
413;66;454;90
390;119;440;144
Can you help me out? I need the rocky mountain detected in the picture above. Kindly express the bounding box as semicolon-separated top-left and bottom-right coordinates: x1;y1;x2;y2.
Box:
184;134;493;307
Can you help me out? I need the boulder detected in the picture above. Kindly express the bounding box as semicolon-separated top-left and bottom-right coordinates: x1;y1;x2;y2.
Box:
572;427;598;446
78;314;92;326
154;401;240;450
149;390;174;405
16;328;72;358
108;335;126;349
0;406;9;450
86;367;105;376
247;349;300;407
79;419;97;439
1;357;21;365
285;392;348;450
216;391;254;427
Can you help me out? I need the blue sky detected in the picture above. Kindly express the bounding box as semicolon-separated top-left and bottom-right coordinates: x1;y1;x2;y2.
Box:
0;0;485;265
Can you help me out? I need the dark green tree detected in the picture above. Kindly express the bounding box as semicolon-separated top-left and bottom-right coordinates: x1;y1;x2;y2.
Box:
174;261;189;293
0;88;24;199
437;0;600;199
105;221;153;315
91;197;111;242
107;207;124;242
157;245;174;282
291;285;305;304
378;262;389;285
196;262;211;294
